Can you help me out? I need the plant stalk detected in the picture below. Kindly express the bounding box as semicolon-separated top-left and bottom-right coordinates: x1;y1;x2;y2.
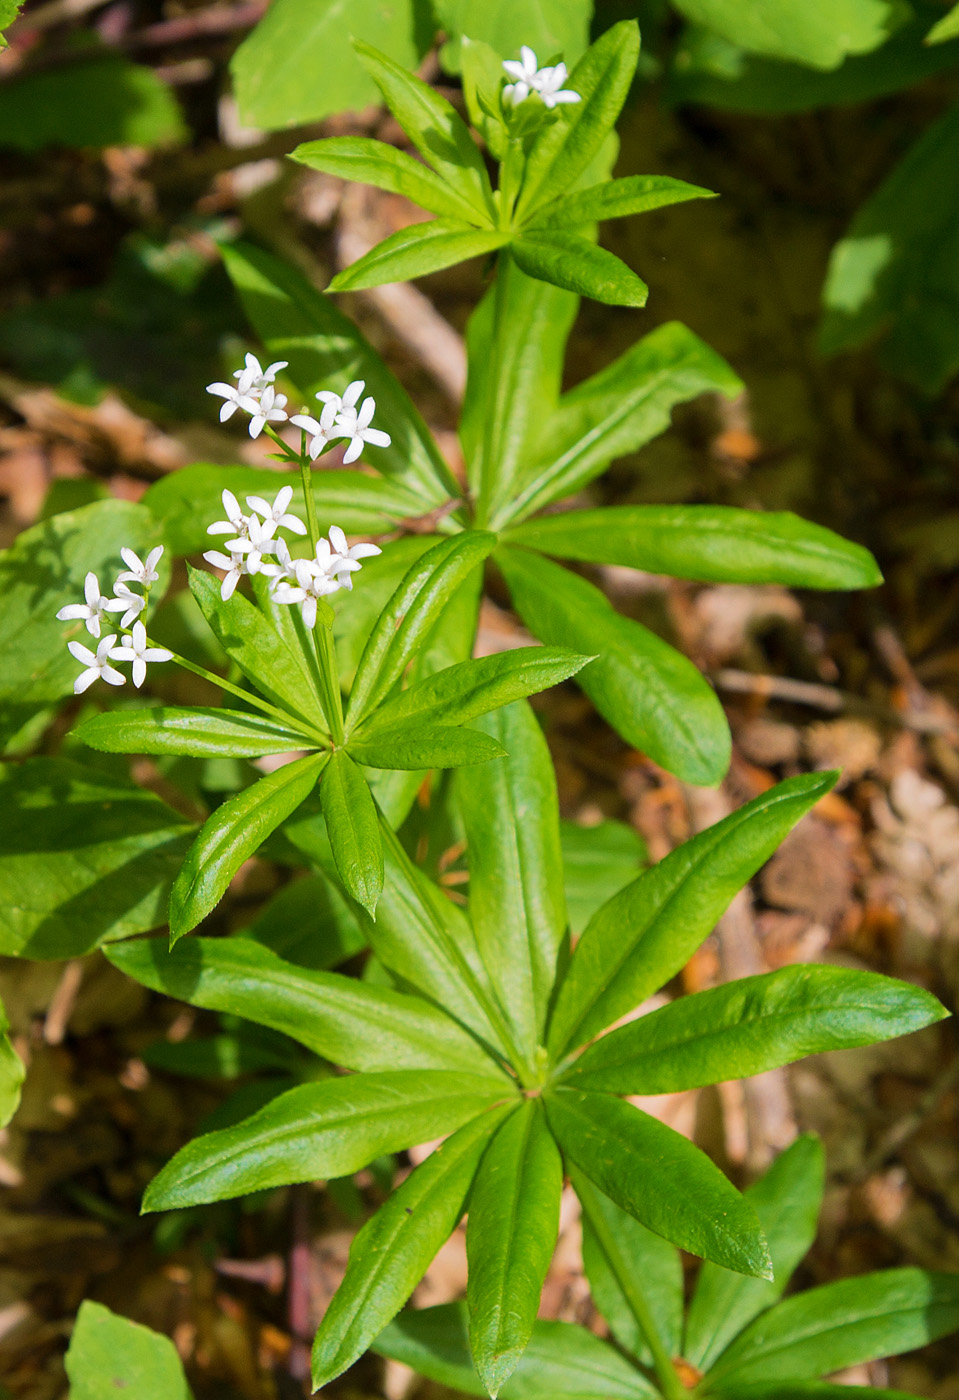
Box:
164;647;327;743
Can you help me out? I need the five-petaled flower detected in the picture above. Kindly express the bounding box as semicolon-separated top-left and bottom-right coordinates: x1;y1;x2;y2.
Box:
109;622;173;689
56;571;116;638
68;634;125;693
503;46;581;108
116;545;164;588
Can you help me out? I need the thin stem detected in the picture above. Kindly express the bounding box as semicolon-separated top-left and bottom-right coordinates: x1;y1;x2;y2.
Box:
299;453;321;555
164;646;326;744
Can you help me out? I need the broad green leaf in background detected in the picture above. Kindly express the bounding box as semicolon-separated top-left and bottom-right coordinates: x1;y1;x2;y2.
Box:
107;936;499;1076
466;1101;563;1394
510;230;649;307
169;751;328;943
575;1169;683;1367
434;0;592;72
927;2;959;42
321;749;383;916
75;706;315;758
0;993;24;1128
560;818;647;932
375;1301;658;1400
670;0;906;69
313;1106;515;1389
685;1134;825;1370
819;104;959;394
66;1301;193;1400
329;220;508;293
531;174;715;230
507;506;882;590
143;1070;512;1209
333;536;438;686
231;0;429;129
0;758;191;959
246;872;366;970
704;1386;924;1398
546;1088;772;1278
498;547;731;786
562;964;948;1093
547;770;836;1057
0;498;165;746
0;54;185;152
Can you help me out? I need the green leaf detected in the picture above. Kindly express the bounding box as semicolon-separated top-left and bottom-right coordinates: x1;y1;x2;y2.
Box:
66;1301;192;1400
705;1269;959;1388
0;757;190;959
292;136;485;222
222;241;455;502
331;220;508;292
142;1069;513;1210
819;104;959;394
75;706;317;759
560;819;647;933
144;463;412;557
107;935;500;1076
927;2;959;43
454;702;568;1054
246;872;366;970
0;498;164;745
516;21;641;220
346;532;498;724
548;1087;772;1278
510;231;648;308
531;174;715;230
575;1170;683;1367
546;771;836;1058
169;752;327;942
0;54;185;152
685;1135;825;1371
503;322;742;524
335;536;438;685
466;1100;563;1395
0;993;24;1128
313;1105;515;1388
374;1301;658;1399
354;38;495;220
231;0;427;129
563;965;948;1093
348;724;506;770
435;0;591;72
507;505;882;590
497;547;731;786
671;0;904;69
321;749;383;917
708;1386;926;1399
187;565;326;732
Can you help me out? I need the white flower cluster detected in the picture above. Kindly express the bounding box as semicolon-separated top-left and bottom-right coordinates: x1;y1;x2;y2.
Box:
271;526;382;628
502;47;581;109
56;546;172;693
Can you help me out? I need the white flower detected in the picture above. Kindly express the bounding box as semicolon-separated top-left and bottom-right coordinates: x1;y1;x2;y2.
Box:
331;388;392;464
109;621;173;689
326;525;381;590
247;385;288;439
290;400;339;461
206;381;258;423
261;535;296;587
56;571;113;638
227;514;279;575
503;46;580;108
107;582;147;631
273;556;341;629
116;545;164;587
234;353;288;397
245;485;307;536
207;488;249;540
202;548;249;601
68;634;125;694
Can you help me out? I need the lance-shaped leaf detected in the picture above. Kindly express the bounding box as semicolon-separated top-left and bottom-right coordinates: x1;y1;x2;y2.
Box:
503;322;742;525
705;1269;959;1388
374;1301;658;1399
346;531;498;724
686;1134;825;1371
563;965;948;1093
454;702;568;1052
330;220;508;294
498;547;730;787
511;232;648;308
66;1301;193;1400
314;1105;515;1389
547;770;836;1057
354;39;495;222
222;241;456;502
516;21;640;221
292;136;484;222
348;724;506;771
0;757;191;959
188;565;326;732
575;1169;683;1368
170;751;327;943
467;1100;563;1395
547;1088;771;1278
75;706;317;759
0;994;24;1129
106;936;501;1077
320;749;383;918
142;1069;513;1210
334;535;438;684
530;173;716;230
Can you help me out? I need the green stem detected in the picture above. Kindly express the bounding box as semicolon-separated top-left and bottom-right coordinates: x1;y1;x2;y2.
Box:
315;621;345;746
164;647;326;744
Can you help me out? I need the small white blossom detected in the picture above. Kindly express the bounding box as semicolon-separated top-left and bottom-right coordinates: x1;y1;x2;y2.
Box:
235;353;288;397
207;488;248;540
247;385;289;439
56;571;114;638
332;388;392;464
327;525;381;590
108;582;147;631
245;485;307;536
274;558;341;629
290;400;339;460
503;46;580;108
206;381;258;423
68;634;125;694
116;545;164;587
109;621;173;689
202;547;249;601
227;514;279;575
